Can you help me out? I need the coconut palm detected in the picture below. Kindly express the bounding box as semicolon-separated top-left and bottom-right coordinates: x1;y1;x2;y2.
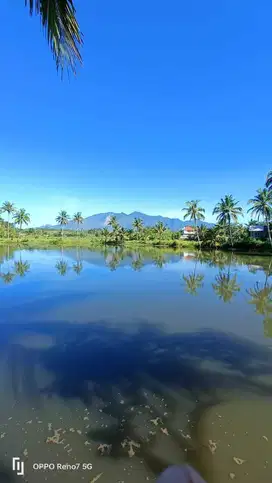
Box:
73;212;84;235
73;261;83;275
107;215;119;230
212;272;240;303
183;273;204;296
1;201;16;240
25;0;83;74
154;221;167;243
56;210;70;238
266;171;272;191
213;195;243;247
182;200;205;247
13;209;31;235
100;227;109;244
132;218;144;240
14;260;30;277
152;252;166;269
131;254;144;271
248;188;272;247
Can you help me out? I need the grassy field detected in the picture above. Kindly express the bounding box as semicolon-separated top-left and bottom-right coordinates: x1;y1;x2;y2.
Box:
0;234;198;250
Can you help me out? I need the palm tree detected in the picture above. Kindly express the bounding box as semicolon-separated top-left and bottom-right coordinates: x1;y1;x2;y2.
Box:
213;195;243;247
107;215;119;231
55;260;68;276
101;227;109;244
56;210;70;238
154;221;167;243
182;200;205;246
14;260;30;277
131;253;144;271
25;0;83;74
132;218;144;240
248;188;272;247
13;209;31;235
1;202;16;240
152;252;166;269
266;171;272;191
73;212;84;235
212;272;240;303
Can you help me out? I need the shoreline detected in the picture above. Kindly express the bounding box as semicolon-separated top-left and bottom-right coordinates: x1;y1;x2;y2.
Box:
0;237;272;256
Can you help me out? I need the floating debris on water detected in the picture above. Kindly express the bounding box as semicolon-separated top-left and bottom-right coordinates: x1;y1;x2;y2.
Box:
262;435;269;442
90;473;103;483
233;457;246;465
208;440;217;454
84;417;89;421
150;418;162;426
70;428;75;433
23;449;28;457
97;443;112;455
121;439;140;458
46;428;64;444
48;423;52;431
229;473;235;479
84;441;91;446
0;433;6;439
26;420;32;424
160;427;169;436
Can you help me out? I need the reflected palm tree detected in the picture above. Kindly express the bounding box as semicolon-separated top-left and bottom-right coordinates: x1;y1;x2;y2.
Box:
247;282;272;338
152;252;166;269
14;260;30;277
1;272;16;284
106;249;123;271
212;272;240;303
73;247;83;275
183;257;204;295
55;260;68;276
131;254;144;271
183;273;204;296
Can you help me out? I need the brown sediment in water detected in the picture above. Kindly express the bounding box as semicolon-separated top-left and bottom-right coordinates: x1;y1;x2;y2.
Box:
195;399;272;483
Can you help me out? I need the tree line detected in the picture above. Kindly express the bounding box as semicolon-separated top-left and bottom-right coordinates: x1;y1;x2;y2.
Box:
1;170;272;249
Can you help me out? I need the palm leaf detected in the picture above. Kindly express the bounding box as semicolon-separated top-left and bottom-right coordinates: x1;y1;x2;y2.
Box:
25;0;83;74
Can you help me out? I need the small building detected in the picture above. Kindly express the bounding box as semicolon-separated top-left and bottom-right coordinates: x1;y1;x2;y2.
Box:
182;226;196;239
248;225;268;240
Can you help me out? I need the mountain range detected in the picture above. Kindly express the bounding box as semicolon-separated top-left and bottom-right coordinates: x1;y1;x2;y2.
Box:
41;211;214;231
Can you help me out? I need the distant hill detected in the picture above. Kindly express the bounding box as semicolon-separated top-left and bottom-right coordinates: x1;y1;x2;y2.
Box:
41;211;214;231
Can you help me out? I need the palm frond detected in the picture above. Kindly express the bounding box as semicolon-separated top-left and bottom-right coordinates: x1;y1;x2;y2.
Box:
25;0;83;74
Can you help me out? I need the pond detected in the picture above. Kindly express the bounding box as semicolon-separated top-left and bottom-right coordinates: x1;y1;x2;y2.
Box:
0;246;271;483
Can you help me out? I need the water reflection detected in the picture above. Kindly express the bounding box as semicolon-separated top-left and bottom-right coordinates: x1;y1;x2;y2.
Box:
1;247;272;342
212;272;240;303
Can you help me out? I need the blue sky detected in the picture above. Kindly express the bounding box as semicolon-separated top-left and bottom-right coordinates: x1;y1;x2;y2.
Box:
0;0;271;226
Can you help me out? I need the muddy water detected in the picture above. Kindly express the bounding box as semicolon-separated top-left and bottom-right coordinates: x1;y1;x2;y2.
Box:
0;247;271;483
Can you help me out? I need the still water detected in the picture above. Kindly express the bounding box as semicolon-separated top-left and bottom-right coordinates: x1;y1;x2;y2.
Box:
0;246;272;483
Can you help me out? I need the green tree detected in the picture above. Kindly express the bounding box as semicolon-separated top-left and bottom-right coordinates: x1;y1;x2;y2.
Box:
213;195;243;247
73;211;84;235
56;210;70;239
248;188;272;247
107;215;119;230
13;209;31;235
132;218;144;240
182;200;205;247
101;227;109;244
25;0;83;74
1;201;16;240
154;221;167;243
